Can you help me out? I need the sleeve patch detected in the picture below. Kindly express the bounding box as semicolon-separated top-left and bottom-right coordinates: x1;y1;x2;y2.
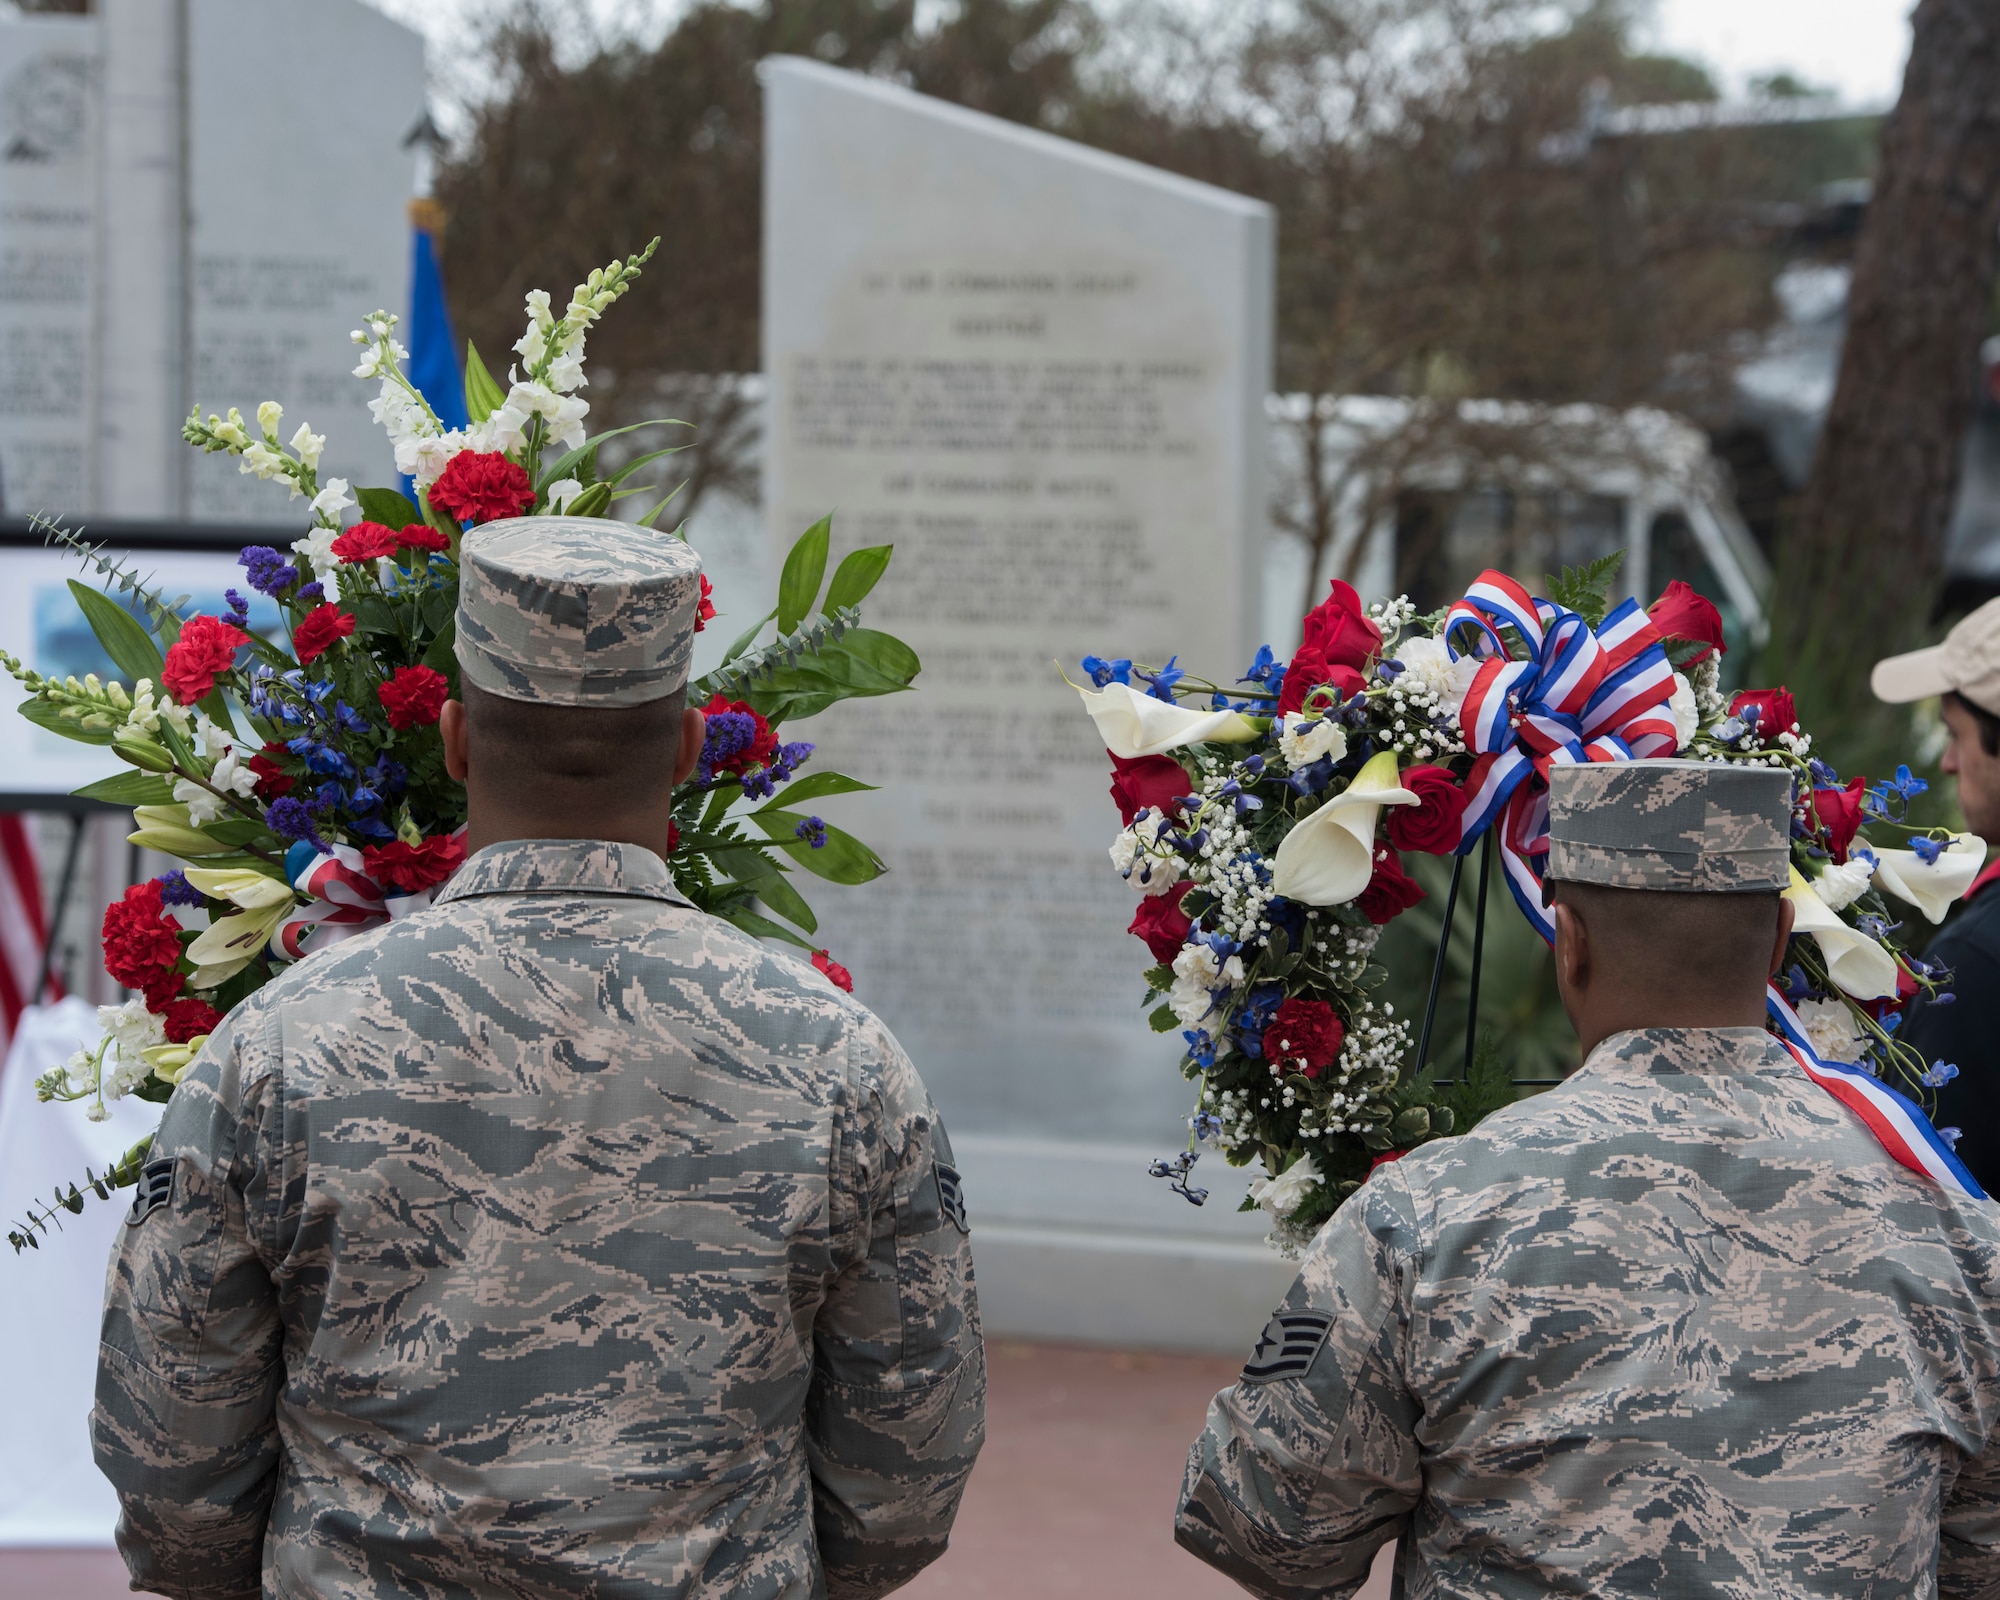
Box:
1241;1309;1333;1383
126;1157;175;1227
934;1162;969;1233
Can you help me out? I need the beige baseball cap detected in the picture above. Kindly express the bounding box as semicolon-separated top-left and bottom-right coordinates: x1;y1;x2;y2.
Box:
1871;596;2000;717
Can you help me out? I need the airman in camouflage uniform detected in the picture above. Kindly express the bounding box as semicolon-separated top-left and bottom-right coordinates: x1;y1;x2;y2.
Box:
1176;759;2000;1597
93;517;985;1599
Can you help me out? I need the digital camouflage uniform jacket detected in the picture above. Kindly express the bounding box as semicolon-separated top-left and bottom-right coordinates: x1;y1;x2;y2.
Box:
1177;1026;2000;1599
94;839;985;1600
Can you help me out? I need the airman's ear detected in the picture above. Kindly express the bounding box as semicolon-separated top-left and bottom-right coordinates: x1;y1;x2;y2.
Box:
1767;894;1797;981
441;699;468;782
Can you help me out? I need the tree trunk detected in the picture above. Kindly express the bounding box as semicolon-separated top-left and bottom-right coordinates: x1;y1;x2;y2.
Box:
1777;0;2000;708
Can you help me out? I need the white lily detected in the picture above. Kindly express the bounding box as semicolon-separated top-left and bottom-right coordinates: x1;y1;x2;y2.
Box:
1074;680;1258;760
1871;835;1987;925
1784;868;1899;1000
183;868;297;986
1269;751;1419;907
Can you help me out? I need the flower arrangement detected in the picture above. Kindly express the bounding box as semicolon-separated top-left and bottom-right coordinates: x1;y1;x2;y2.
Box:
1076;556;1979;1253
4;240;915;1249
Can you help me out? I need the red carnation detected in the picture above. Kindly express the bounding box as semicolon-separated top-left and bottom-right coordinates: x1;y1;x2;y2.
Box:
667;821;680;854
1386;765;1468;855
813;949;854;993
1109;751;1193;826
1729;686;1798;747
1129;881;1194;964
1811;776;1869;864
360;834;468;895
329;521;403;563
428;450;535;526
161;614;250;705
378;664;450;730
695;573;716;634
293;602;356;665
698;693;779;776
1277;646;1366;717
1647;579;1727;665
160;997;222;1044
1299;579;1384;671
101;881;183;993
1356;845;1426;925
247;741;295;800
398;523;451;553
1262;997;1345;1078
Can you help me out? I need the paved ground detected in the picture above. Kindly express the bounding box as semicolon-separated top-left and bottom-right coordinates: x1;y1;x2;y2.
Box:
0;1342;1394;1598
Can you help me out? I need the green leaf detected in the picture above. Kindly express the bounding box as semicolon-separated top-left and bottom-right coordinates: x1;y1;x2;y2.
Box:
420;616;458;690
201;815;276;848
355;486;421;528
824;545;893;611
750;812;884;885
713;902;816;951
463;341;506;424
1149;1003;1180;1033
721;607;777;667
536;418;688;493
754;771;875;809
711;846;818;934
1542;552;1626;629
19;696;115;745
71;769;174;805
67;580;164;685
349;594;399;638
776;516;832;634
605;443;691;488
638;483;686;531
832;627;920;685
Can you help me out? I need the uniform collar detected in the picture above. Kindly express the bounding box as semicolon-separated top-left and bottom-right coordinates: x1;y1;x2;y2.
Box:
1578;1025;1796;1078
434;839;692;908
1967;858;2000;905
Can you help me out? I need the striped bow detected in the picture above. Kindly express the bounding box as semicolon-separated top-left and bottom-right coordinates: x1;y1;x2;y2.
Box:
1445;570;1679;936
270;841;445;961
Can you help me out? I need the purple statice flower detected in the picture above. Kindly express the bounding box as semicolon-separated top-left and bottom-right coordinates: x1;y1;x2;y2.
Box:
265;796;328;851
297;581;325;603
771;741;814;779
238;545;299;596
794;816;828;849
154;870;204;907
740;768;776;802
224;588;252;625
697;710;762;786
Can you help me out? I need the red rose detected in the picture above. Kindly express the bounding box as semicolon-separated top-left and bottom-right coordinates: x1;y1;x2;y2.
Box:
1299;579;1384;671
1108;751;1192;825
1129;882;1193;964
1647;579;1727;665
160;614;250;705
1386;766;1468;855
329;521;403;563
1729;687;1798;746
159;997;222;1044
1811;776;1868;864
695;573;716;634
360;834;468;895
698;693;779;775
813;948;854;993
293;602;356;665
398;523;451;553
1276;646;1367;717
1355;845;1426;925
247;741;295;800
1262;997;1345;1078
101;881;182;992
428;450;535;526
377;664;450;730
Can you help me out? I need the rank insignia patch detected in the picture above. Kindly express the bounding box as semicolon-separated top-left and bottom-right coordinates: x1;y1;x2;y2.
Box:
127;1157;175;1227
1241;1309;1333;1382
935;1162;969;1233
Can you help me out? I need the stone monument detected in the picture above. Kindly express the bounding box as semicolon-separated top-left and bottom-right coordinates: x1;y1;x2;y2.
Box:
762;58;1289;1347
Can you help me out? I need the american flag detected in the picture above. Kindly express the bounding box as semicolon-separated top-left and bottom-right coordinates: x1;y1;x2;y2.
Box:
0;816;51;1056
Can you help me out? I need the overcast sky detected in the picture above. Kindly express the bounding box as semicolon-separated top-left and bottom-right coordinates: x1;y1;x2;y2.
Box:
369;0;1918;122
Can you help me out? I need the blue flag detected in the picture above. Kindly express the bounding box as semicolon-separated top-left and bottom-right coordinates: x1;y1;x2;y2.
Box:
399;222;468;504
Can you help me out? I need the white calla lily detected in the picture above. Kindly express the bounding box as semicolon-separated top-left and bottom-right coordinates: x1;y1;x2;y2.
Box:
1270;751;1420;907
1784;868;1899;1001
182;868;298;985
1871;835;1988;925
1074;680;1258;759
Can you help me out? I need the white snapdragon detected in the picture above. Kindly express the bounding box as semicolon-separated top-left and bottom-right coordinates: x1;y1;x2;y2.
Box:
1278;713;1347;769
206;407;250;450
256;400;284;437
293;522;340;575
482;380;589;454
1248;1152;1320;1220
1668;671;1699;749
1169;941;1244;1033
174;774;223;825
238;441;292;485
1109;808;1185;896
289;421;325;472
1798;998;1868;1064
193;711;231;759
546;478;585;514
1814;852;1876;914
545;350;587;394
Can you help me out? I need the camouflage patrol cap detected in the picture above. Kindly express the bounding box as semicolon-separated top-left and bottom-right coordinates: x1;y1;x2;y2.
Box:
1545;759;1791;892
455;516;703;706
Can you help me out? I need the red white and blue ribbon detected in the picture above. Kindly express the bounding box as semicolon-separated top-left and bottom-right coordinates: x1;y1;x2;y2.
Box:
270;841;448;961
1766;989;1986;1200
1446;570;1679;937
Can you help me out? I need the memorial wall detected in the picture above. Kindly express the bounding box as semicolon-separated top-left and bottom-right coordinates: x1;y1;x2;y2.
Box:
763;57;1278;1260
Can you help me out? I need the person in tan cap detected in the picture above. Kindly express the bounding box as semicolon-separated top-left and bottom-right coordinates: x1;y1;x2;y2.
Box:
1873;596;2000;1193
